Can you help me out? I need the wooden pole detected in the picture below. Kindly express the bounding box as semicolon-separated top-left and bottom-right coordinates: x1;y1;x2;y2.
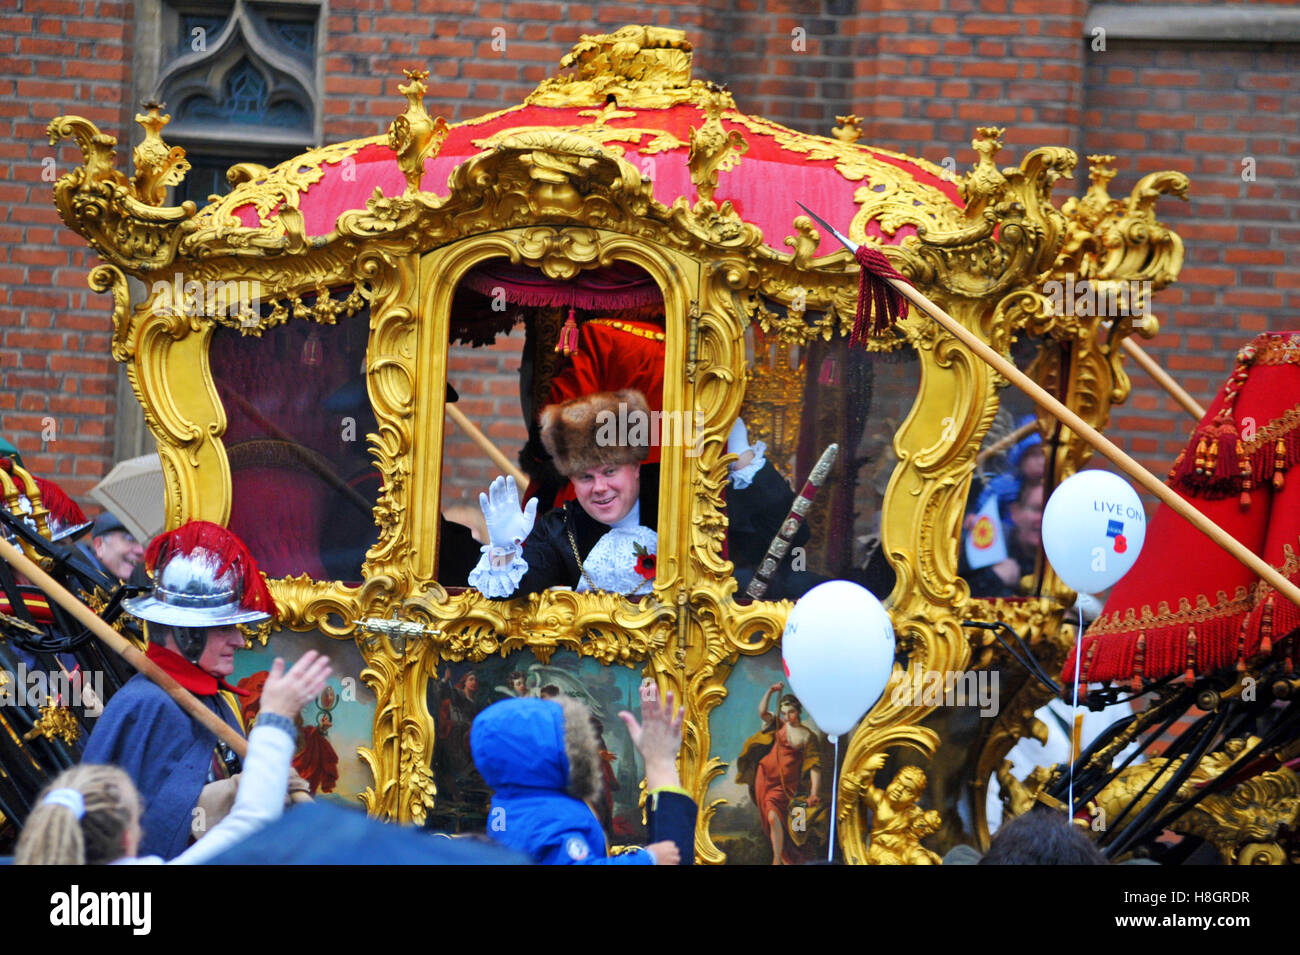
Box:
975;419;1039;467
0;537;248;759
882;276;1300;611
447;403;529;488
1120;337;1206;421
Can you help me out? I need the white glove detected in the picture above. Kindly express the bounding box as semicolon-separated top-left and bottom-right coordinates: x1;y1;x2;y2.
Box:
727;417;750;456
479;475;538;551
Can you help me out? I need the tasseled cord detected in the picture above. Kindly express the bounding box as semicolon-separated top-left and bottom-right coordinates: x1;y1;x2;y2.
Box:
851;245;911;347
554;307;579;357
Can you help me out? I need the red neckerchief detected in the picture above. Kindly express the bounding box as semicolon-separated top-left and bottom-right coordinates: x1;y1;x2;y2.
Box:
145;642;249;698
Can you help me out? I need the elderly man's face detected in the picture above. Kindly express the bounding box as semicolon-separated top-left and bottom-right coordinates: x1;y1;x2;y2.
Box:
94;529;144;581
195;626;246;678
571;463;640;526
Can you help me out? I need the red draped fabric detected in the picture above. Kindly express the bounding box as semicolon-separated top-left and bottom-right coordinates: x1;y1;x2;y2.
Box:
1066;333;1300;686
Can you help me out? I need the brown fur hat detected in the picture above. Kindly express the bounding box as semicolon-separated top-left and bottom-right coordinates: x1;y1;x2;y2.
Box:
539;389;651;478
557;696;603;805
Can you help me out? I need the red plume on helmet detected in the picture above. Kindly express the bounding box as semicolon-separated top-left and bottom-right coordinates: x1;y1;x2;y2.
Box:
33;476;89;538
145;520;277;615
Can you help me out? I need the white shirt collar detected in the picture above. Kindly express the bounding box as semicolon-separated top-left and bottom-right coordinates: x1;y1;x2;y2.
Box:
611;500;641;530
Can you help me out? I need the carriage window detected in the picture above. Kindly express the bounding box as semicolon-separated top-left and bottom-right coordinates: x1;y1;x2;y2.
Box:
959;334;1051;600
438;259;667;595
210;303;380;582
735;319;920;601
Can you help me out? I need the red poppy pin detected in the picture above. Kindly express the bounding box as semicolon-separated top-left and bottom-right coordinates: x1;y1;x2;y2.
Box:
633;542;656;580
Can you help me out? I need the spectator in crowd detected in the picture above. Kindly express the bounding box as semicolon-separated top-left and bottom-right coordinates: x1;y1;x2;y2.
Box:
78;512;146;583
16;650;330;865
470;681;696;865
963;479;1045;598
977;807;1107;865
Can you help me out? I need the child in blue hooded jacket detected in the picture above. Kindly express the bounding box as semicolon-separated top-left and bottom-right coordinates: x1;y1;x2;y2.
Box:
470;683;695;865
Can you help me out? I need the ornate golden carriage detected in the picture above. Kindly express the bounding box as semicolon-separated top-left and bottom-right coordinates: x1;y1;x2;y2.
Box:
48;26;1192;862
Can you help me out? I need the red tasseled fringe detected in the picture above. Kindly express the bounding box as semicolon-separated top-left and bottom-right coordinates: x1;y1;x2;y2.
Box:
145;520;277;615
1170;417;1300;500
1066;589;1300;686
33;477;86;530
851;245;910;347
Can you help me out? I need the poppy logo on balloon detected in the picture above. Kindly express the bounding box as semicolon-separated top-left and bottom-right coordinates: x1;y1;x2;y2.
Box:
1105;519;1126;553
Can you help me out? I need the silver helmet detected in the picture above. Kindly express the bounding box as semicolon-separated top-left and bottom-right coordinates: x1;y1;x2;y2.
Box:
124;545;272;628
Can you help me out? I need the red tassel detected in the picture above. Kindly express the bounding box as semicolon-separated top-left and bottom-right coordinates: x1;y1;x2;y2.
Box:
1274;438;1287;490
33;477;87;531
555;307;578;356
1260;594;1275;655
1168;449;1186;483
301;331;321;367
146;520;277;615
1184;629;1198;686
1129;632;1146;693
851;245;910;346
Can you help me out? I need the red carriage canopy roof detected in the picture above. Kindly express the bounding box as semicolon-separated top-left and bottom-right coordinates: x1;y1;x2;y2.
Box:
214;103;963;255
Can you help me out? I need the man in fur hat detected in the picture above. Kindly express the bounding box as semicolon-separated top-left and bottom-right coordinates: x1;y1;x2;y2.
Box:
82;520;281;859
469;389;659;598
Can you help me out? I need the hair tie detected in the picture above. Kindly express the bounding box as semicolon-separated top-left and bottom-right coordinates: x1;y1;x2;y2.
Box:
43;788;85;820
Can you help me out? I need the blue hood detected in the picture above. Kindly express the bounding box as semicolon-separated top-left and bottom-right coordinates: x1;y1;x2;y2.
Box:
470;698;571;792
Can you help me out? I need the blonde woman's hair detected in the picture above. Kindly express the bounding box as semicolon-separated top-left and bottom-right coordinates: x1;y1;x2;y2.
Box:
15;764;139;865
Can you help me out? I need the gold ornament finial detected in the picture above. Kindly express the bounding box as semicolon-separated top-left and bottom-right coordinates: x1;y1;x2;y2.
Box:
832;114;862;143
388;68;449;195
25;700;82;746
528;24;721;109
687;83;747;209
132;101;191;207
960;126;1009;217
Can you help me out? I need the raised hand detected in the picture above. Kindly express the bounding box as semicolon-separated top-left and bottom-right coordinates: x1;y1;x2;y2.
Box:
260;650;332;719
479;475;538;551
619;680;684;792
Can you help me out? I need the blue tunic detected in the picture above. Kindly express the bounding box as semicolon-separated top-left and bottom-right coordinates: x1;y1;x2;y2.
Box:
82;674;244;860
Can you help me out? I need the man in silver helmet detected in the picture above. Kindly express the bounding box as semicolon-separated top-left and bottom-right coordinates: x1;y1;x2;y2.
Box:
82;521;282;860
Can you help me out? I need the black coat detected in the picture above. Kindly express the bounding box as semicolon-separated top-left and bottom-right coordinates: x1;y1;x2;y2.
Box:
724;462;809;569
501;461;808;598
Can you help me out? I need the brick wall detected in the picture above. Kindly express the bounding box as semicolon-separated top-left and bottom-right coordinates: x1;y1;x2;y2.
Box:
443;329;529;508
1;1;1296;512
0;3;135;496
1084;40;1299;477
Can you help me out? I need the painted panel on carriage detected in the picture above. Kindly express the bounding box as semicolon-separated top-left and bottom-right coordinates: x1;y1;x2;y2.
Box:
424;650;647;838
706;648;837;864
227;628;376;807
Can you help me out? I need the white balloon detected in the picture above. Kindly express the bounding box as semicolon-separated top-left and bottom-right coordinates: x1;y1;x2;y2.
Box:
1041;470;1147;593
780;581;896;738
